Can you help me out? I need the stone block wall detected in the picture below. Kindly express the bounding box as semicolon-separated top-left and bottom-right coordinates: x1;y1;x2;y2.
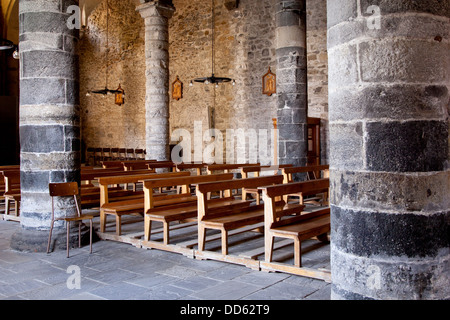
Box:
79;0;146;151
79;0;329;164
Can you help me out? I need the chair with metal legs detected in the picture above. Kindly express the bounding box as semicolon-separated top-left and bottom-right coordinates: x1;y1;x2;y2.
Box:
46;182;94;258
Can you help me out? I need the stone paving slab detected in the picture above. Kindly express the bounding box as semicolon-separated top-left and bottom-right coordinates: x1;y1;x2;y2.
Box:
0;220;330;301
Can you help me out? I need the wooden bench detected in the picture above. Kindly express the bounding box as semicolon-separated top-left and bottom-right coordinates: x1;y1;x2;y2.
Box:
240;164;293;204
259;178;330;268
176;163;207;176
141;173;235;245
98;172;190;235
282;165;330;205
146;161;176;171
81;168;155;187
1;170;21;218
121;160;158;171
206;163;260;174
196;175;284;255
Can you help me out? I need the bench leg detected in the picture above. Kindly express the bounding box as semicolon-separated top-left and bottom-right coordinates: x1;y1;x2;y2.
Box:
14;200;19;216
265;234;274;263
115;215;122;236
5;199;10;215
89;218;93;254
221;229;228;255
294;238;302;268
144;216;152;241
198;225;206;251
163;222;170;245
100;210;106;233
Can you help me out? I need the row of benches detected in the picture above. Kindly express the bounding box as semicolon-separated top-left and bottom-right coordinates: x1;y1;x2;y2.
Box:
96;164;330;269
1;162;330;273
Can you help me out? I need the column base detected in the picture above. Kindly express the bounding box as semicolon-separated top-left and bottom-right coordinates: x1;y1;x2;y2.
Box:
10;224;97;253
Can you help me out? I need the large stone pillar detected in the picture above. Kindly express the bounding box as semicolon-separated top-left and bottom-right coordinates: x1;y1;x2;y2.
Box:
137;1;175;161
11;0;82;252
275;0;308;168
328;0;449;299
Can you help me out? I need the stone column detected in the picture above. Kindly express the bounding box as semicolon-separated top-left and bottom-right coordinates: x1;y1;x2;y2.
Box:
275;0;308;168
328;0;449;299
137;1;175;161
11;0;82;252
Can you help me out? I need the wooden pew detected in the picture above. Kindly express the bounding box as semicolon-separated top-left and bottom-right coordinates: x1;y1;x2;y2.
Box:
98;172;190;235
240;164;293;204
141;173;235;245
121;160;158;171
282;164;330;183
147;161;177;171
175;163;207;176
206;163;260;174
282;165;330;205
196;175;284;255
259;178;330;268
81;168;155;186
1;170;21;218
101;161;127;169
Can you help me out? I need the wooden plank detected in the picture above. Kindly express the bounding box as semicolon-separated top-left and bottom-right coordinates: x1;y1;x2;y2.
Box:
194;249;261;271
260;261;331;282
178;223;264;249
259;178;329;199
196;175;283;194
239;239;293;259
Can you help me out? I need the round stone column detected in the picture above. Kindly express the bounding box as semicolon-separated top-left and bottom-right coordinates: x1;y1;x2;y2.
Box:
11;0;82;252
328;0;449;299
275;0;308;168
137;1;175;161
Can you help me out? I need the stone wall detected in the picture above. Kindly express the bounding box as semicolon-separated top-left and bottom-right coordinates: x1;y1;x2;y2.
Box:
79;0;329;164
79;0;146;151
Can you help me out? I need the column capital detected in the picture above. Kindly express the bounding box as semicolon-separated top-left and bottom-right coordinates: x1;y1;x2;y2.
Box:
136;0;175;19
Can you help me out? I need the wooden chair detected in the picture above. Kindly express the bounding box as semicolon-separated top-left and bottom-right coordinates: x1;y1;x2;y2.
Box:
118;148;127;161
111;148;120;160
126;149;136;160
94;148;103;166
86;147;95;166
135;149;145;160
47;182;94;258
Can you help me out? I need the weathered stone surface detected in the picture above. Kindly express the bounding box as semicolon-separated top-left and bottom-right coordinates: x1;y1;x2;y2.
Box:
366;121;448;172
328;0;449;300
80;0;329;164
15;0;81;252
330;170;450;213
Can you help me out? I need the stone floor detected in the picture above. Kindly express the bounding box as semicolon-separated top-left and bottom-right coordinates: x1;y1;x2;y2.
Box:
0;218;331;301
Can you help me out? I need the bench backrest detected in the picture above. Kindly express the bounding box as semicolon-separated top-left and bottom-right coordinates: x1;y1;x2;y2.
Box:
176;163;207;175
1;170;20;193
82;169;156;183
98;171;190;206
196;175;283;221
142;173;234;211
101;161;126;169
122;160;158;171
206;163;260;174
260;179;330;229
282;165;329;183
147;161;176;170
240;164;293;178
